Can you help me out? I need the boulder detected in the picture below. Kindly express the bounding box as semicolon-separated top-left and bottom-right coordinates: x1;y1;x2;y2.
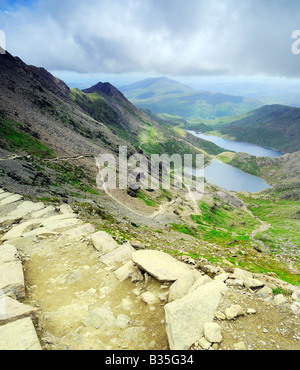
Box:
243;277;264;290
168;272;196;302
0;318;41;350
114;261;143;282
233;268;253;280
273;294;288;306
100;242;135;266
132;250;193;282
188;275;212;294
164;281;228;350
204;323;223;343
58;204;74;214
225;305;245;320
91;231;119;253
141;292;158;305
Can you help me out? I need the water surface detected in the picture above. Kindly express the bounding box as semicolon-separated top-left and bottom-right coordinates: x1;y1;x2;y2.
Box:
190;160;271;192
187;130;284;157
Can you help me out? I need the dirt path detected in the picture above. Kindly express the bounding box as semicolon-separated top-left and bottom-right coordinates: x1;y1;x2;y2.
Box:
242;205;271;250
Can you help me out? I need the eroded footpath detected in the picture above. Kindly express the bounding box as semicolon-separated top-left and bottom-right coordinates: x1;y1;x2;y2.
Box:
0;188;299;350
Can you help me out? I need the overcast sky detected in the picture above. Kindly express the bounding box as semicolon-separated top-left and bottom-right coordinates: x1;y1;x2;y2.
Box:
1;0;300;88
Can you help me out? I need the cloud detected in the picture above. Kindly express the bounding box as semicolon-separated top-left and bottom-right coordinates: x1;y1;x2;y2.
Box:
1;0;300;77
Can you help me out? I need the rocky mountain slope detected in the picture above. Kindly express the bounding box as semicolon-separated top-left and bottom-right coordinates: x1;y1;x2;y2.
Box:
0;51;225;224
0;53;299;351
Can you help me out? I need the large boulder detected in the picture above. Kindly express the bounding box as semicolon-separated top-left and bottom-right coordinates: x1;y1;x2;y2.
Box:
164;281;228;350
131;250;193;282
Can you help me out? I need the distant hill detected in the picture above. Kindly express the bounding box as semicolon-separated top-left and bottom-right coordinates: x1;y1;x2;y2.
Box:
220;104;300;153
120;77;263;120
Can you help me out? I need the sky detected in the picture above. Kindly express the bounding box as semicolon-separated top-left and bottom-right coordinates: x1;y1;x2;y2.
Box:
1;0;300;91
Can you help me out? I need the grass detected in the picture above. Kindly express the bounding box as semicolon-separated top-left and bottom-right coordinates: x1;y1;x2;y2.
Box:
0;118;55;158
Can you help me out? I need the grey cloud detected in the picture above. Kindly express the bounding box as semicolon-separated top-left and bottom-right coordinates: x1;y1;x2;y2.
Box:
1;0;300;77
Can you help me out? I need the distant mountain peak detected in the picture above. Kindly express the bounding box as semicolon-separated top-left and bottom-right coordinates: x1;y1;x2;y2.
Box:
82;82;126;100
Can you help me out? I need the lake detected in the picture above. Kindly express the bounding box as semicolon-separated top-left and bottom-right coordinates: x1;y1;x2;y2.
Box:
187;130;284;157
187;160;271;192
187;130;285;192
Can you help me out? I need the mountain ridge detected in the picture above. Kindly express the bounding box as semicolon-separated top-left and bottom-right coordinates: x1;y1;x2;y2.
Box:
220;104;300;153
120;77;263;120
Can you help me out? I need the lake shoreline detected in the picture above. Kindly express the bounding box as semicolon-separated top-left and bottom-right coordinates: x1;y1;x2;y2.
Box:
187;130;285;158
186;130;279;193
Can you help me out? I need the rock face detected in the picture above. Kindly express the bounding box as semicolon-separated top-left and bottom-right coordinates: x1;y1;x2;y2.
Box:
164;281;228;350
132;250;193;282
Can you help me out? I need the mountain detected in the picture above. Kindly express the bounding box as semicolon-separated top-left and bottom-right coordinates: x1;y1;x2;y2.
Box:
0;51;227;225
120;77;263;120
219;104;300;153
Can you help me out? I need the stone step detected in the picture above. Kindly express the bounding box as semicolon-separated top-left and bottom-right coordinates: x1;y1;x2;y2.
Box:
0;295;37;325
0;318;41;350
0;261;25;299
0;243;19;264
0;194;23;206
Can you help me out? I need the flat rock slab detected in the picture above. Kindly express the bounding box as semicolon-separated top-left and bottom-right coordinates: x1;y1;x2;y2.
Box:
132;250;193;282
1;219;42;241
0;192;12;201
0;261;25;299
0;243;19;264
100;242;135;266
63;223;95;238
164;281;228;350
41;217;81;232
91;231;119;254
0;318;41;350
0;295;37;325
7;201;44;219
0;194;23;206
